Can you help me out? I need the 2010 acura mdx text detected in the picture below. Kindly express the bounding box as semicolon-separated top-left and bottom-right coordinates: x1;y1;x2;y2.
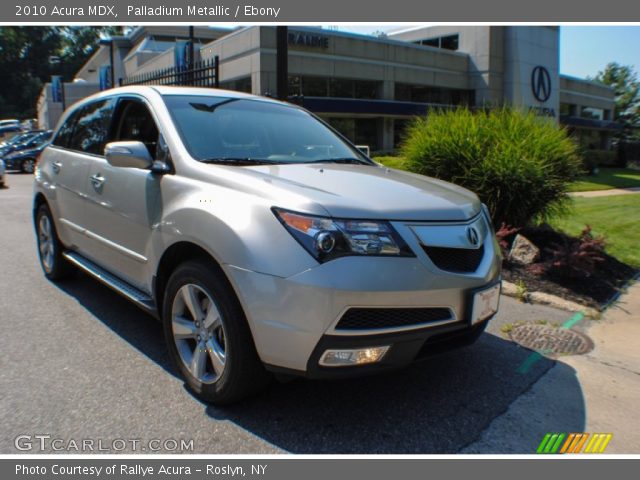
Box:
33;86;501;404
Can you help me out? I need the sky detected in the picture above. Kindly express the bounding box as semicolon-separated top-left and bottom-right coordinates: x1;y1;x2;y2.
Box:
324;25;640;79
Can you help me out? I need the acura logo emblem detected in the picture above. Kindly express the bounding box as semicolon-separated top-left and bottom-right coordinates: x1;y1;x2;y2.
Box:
531;66;552;102
467;226;480;247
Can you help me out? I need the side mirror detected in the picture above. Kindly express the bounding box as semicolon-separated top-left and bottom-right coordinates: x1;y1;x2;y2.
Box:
105;141;153;169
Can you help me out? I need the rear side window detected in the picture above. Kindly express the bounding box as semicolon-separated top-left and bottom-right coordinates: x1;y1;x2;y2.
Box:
52;109;81;148
66;99;115;155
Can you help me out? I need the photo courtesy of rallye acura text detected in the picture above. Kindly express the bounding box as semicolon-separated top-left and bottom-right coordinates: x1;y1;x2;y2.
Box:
33;86;501;404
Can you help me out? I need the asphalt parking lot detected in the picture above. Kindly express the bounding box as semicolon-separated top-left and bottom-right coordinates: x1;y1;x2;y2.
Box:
0;172;581;454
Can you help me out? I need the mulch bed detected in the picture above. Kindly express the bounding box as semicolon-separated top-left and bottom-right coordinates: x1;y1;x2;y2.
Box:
501;225;638;310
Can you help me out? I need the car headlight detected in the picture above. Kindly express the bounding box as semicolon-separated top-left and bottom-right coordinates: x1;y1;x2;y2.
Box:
273;208;414;262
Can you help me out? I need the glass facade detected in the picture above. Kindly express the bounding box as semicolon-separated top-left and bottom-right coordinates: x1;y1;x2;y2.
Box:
413;34;459;51
326;117;380;151
581;106;605;121
395;83;474;105
219;77;251;93
288;76;381;99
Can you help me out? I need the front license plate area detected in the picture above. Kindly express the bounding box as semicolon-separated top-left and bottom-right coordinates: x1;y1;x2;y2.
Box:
471;282;501;325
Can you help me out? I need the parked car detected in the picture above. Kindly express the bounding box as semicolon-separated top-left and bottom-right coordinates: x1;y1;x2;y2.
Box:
0;119;20;127
0;131;40;151
0;159;5;188
33;86;501;404
4;140;49;173
0;130;48;159
0;124;22;142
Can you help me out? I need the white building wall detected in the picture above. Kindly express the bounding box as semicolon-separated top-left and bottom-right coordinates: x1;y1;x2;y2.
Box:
503;26;560;118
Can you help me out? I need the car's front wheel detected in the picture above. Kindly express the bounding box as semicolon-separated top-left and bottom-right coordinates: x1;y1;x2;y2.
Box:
162;261;271;405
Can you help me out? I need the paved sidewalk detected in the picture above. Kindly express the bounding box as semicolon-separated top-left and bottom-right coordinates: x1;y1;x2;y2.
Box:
463;281;640;453
570;186;640;198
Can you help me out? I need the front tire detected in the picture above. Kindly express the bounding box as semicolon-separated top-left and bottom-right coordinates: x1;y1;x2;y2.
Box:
35;204;73;281
162;261;271;405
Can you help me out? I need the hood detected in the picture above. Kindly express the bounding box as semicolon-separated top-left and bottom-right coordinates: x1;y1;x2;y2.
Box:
235;163;480;221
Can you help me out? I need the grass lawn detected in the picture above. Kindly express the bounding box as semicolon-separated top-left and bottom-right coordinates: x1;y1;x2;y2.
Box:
548;194;640;268
375;158;640;193
374;156;640;267
373;156;408;170
568;168;640;192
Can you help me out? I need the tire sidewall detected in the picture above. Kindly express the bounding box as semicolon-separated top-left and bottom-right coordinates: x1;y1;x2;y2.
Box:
35;204;66;280
162;262;255;403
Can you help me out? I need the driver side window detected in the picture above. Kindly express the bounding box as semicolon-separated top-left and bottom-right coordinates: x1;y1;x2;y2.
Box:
111;98;159;159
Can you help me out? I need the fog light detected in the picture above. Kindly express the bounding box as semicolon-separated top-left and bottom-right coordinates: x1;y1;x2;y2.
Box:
319;346;390;367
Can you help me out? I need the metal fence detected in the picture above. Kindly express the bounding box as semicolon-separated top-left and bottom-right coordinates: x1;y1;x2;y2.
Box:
120;56;220;88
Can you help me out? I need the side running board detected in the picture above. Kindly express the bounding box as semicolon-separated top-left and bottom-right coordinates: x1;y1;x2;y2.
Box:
63;251;158;318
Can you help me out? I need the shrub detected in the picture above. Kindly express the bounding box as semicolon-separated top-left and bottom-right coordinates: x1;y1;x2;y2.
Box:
495;223;519;256
528;225;606;279
401;108;583;228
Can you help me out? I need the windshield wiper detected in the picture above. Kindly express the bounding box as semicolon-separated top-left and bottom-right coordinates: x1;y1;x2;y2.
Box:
199;157;287;166
303;157;370;165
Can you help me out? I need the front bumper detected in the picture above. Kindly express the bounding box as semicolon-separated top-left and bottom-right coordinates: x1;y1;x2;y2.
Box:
3;157;24;170
281;310;493;379
225;245;501;374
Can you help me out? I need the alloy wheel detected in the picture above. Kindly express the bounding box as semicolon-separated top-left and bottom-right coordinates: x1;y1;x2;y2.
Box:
38;215;54;273
171;283;227;384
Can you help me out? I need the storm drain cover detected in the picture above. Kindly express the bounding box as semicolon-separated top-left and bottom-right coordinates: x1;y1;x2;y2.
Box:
509;324;594;356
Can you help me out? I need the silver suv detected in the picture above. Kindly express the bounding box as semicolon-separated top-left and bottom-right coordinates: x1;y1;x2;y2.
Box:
34;86;501;404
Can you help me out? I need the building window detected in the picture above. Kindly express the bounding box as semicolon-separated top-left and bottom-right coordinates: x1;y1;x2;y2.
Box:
581;106;604;121
395;83;473;106
289;76;381;99
414;34;459;51
394;119;410;148
560;103;577;117
219;77;252;93
326;117;380;151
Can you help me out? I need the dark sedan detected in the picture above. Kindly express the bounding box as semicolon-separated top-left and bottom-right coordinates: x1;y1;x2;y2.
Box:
3;141;50;173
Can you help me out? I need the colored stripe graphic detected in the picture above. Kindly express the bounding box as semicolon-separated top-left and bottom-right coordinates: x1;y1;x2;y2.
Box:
537;433;552;453
560;433;576;453
537;433;612;454
573;433;589;453
598;434;613;453
550;433;566;453
584;434;599;453
585;433;613;453
536;433;565;453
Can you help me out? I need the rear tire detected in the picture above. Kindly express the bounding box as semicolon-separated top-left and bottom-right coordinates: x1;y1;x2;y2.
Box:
35;204;73;281
22;159;35;174
162;261;271;405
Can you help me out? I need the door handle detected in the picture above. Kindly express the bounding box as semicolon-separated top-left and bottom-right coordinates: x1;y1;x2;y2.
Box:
52;161;62;174
90;173;105;190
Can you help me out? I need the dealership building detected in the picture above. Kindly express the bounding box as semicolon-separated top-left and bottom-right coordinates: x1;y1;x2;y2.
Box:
38;25;619;153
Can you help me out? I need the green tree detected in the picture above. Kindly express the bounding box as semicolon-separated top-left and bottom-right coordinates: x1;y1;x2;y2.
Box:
592;62;640;140
0;26;122;118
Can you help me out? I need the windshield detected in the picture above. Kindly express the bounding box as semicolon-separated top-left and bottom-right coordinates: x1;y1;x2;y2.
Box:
162;95;370;165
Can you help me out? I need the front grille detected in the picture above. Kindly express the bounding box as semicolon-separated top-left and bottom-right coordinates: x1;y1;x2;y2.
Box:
422;244;484;273
335;307;453;331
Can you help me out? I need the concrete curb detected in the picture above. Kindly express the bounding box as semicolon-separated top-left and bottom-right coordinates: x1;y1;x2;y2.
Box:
502;281;600;318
